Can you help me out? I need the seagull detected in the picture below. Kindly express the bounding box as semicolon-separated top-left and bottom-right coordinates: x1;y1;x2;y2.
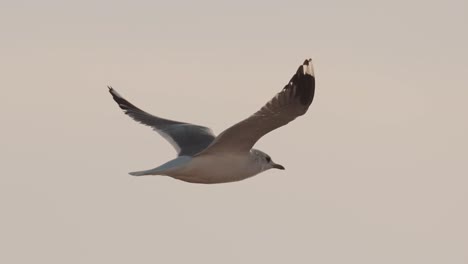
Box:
108;59;315;184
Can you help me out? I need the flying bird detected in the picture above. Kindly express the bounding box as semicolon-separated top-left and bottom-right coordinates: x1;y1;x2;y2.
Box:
109;59;315;184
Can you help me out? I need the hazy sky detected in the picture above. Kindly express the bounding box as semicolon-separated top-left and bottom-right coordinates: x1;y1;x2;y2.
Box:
1;0;467;263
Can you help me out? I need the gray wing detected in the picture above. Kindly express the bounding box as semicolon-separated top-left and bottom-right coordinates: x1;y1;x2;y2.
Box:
108;87;215;156
198;59;315;154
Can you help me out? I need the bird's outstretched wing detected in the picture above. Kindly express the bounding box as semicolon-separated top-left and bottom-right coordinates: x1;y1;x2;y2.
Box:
108;87;215;156
198;59;315;154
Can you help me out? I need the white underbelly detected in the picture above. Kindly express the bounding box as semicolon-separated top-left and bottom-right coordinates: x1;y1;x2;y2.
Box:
165;154;261;184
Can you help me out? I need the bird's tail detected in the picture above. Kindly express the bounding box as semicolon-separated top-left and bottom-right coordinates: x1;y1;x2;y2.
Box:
128;157;191;177
129;168;164;176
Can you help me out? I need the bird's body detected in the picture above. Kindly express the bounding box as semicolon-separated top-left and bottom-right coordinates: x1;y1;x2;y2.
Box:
132;150;265;184
109;59;315;184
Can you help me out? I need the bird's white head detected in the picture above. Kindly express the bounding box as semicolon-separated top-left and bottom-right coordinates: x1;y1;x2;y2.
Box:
251;149;285;171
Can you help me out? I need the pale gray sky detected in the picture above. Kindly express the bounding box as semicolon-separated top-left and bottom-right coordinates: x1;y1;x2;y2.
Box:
1;0;467;263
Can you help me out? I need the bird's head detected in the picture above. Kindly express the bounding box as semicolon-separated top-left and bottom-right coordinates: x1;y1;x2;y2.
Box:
251;149;285;171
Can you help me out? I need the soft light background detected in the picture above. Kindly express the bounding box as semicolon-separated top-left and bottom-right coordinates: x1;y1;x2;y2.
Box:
1;0;467;263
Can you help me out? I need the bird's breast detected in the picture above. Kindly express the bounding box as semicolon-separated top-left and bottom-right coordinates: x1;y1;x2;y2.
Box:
167;153;261;184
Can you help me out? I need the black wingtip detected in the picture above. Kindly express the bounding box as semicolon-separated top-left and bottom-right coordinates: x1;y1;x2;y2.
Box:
107;86;142;112
107;85;121;100
297;58;314;77
291;59;315;106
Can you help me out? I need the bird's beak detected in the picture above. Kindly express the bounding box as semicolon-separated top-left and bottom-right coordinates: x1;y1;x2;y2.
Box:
272;163;285;170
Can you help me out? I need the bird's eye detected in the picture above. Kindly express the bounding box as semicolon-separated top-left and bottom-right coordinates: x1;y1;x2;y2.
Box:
265;156;271;162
